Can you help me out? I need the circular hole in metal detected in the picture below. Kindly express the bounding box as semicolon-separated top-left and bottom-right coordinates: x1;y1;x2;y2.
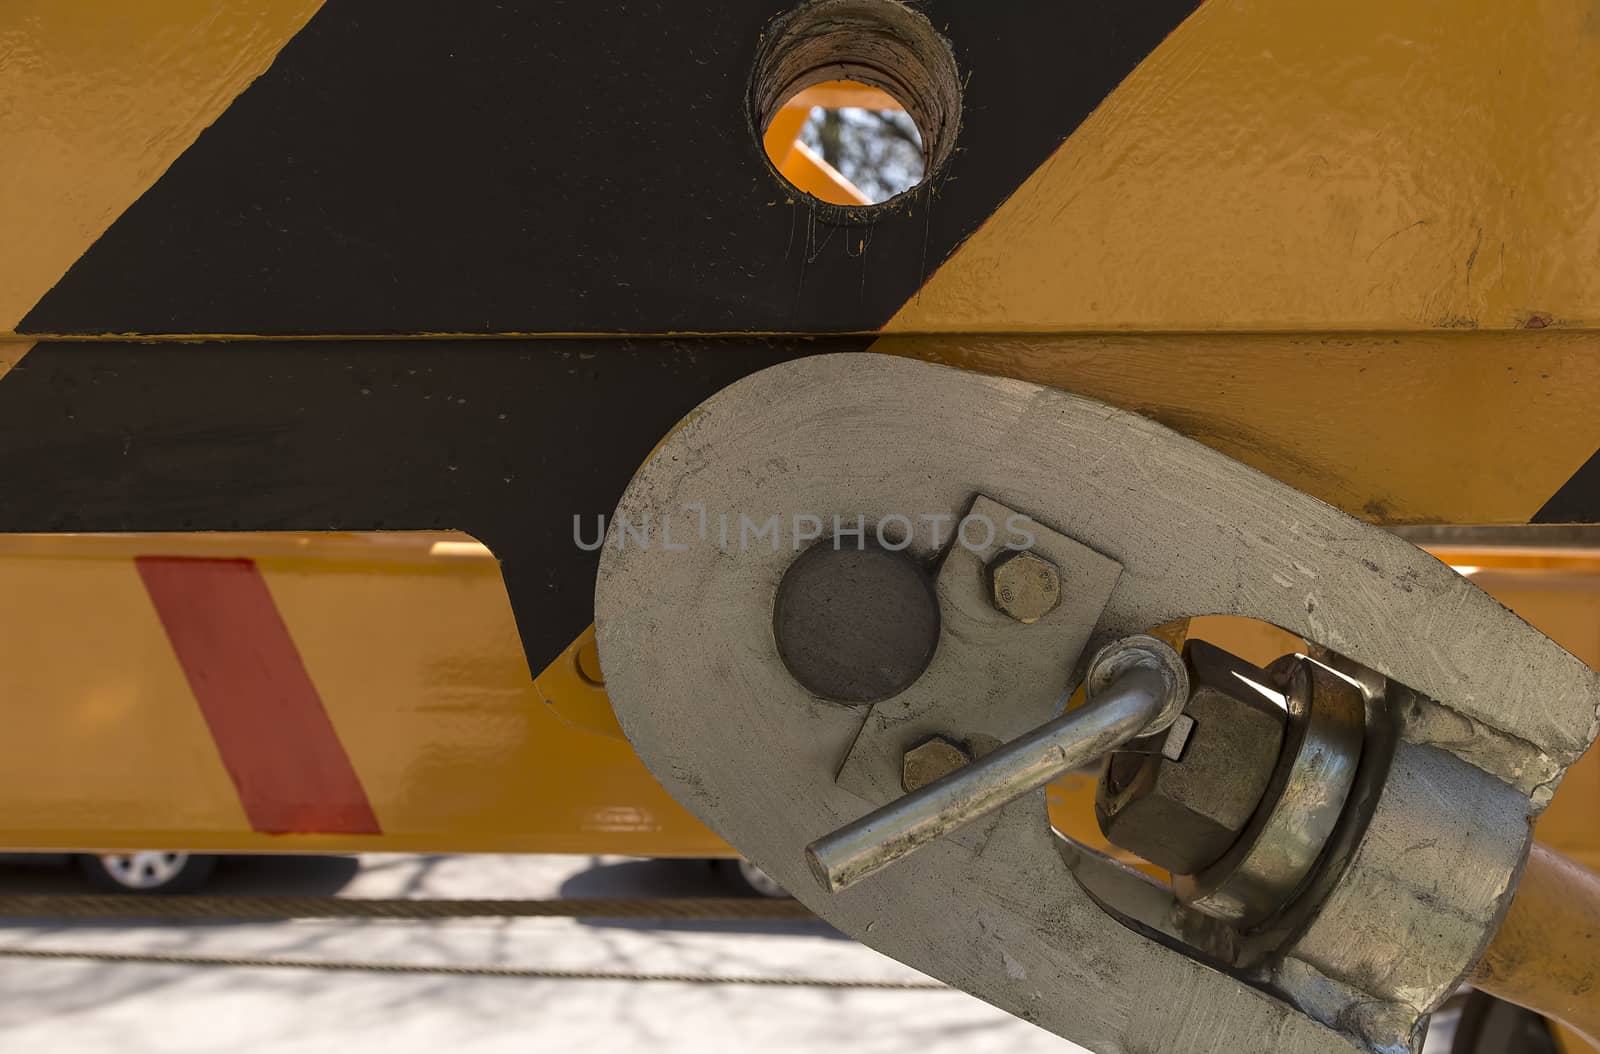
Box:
772;537;940;704
750;0;960;212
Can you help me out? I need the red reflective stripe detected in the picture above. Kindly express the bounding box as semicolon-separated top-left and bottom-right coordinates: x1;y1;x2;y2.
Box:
135;556;381;835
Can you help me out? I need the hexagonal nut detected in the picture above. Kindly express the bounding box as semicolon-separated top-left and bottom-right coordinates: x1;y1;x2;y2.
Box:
1095;641;1289;876
987;549;1062;624
902;736;972;792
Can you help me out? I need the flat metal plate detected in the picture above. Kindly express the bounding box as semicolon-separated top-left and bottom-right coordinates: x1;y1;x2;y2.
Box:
595;353;1600;1054
833;494;1123;811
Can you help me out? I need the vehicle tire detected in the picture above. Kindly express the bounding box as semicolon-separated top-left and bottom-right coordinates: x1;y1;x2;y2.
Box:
715;858;790;898
76;851;217;894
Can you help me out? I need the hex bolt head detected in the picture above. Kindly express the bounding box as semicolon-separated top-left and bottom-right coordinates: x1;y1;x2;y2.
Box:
902;736;972;792
987;550;1062;624
1095;640;1290;876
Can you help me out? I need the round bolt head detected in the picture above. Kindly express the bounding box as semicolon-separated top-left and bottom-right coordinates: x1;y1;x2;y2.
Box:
902;736;971;792
987;549;1062;624
773;539;941;703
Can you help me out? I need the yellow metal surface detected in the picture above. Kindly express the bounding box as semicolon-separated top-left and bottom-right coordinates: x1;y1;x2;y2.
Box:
534;623;626;741
779;140;870;206
760;103;810;171
1557;1022;1596;1054
0;532;725;856
0;0;323;332
876;331;1600;526
0;3;1594;1033
1472;843;1600;1045
0;543;252;839
763;80;874;206
885;0;1600;334
0;342;30;382
3;528;1593;888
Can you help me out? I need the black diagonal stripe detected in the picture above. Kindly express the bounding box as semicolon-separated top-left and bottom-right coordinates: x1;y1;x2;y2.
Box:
1533;448;1600;524
0;339;838;669
20;0;1200;336
7;1;1204;672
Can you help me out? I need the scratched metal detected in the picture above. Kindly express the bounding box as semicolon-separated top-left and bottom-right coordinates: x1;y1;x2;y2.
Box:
597;354;1600;1053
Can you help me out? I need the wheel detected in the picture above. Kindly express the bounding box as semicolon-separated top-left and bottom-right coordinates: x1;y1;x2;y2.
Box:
1446;990;1558;1054
76;851;216;894
715;857;790;898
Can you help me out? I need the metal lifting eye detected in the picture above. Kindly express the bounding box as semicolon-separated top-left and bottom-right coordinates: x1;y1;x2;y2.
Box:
595;353;1600;1053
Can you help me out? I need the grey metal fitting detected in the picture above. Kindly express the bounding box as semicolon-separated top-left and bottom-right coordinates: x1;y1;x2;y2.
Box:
902;736;972;792
806;635;1186;893
1096;640;1289;876
987;549;1062;623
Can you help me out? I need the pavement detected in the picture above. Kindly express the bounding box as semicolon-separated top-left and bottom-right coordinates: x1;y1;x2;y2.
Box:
0;853;1087;1053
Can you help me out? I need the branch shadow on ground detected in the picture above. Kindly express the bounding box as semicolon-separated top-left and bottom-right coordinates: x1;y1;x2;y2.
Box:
557;857;846;939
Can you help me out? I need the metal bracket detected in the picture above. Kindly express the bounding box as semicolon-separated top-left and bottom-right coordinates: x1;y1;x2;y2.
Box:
833;494;1122;814
594;353;1600;1054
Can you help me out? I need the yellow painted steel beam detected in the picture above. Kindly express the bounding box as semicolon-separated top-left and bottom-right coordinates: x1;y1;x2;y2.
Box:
761;83;874;206
0;1;1592;1036
779;140;870;206
0;532;725;857
760;103;810;171
0;342;30;383
884;0;1600;334
0;530;1594;879
0;0;324;333
874;331;1600;526
1472;843;1600;1045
